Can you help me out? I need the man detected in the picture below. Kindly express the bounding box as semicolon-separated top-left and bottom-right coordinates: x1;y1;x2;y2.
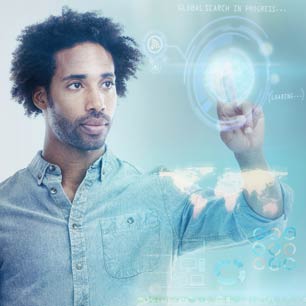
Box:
0;8;292;306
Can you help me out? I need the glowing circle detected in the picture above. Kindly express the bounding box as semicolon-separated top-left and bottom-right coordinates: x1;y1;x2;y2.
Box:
149;60;162;74
147;35;163;54
283;258;296;271
283;226;296;241
253;227;267;240
143;32;166;57
260;42;273;56
184;16;271;130
214;259;245;286
269;227;282;240
283;243;296;257
253;257;266;270
204;48;255;104
252;242;266;256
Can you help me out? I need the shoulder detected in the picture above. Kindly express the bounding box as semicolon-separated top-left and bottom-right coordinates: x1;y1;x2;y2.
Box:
104;148;142;176
116;158;142;175
114;155;170;182
0;168;28;189
108;152;169;186
0;168;31;202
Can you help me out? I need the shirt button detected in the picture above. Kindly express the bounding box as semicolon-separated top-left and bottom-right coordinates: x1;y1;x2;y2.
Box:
48;165;56;171
127;217;134;224
76;263;83;270
50;187;57;195
72;223;80;230
102;169;106;175
37;174;42;180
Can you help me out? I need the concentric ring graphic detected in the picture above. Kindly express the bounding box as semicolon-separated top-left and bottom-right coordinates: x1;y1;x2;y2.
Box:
184;16;271;130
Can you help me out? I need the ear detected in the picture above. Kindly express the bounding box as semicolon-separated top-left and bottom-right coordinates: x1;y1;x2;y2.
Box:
32;87;48;111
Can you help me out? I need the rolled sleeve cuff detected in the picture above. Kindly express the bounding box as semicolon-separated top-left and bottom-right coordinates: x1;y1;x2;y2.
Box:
233;182;294;242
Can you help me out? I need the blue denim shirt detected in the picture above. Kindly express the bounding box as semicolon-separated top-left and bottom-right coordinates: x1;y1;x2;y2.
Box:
0;148;292;306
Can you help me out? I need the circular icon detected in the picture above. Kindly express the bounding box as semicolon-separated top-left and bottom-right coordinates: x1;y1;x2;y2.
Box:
283;226;296;241
283;257;296;271
149;60;162;74
252;242;266;256
253;257;266;270
269;227;282;240
260;42;273;56
283;243;296;257
214;259;245;286
144;32;166;57
253;227;267;241
268;257;282;271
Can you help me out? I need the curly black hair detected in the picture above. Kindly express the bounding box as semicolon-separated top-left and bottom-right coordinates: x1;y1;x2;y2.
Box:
10;7;143;116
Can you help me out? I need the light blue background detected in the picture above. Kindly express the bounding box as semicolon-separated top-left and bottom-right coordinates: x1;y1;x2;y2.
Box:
0;0;305;304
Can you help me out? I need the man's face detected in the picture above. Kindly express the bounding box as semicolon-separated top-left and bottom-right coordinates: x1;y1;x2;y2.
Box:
46;42;117;151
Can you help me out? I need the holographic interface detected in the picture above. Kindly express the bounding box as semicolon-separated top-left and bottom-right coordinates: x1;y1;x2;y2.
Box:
143;16;277;130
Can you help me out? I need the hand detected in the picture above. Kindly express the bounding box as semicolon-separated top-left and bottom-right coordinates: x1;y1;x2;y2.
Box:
217;101;264;155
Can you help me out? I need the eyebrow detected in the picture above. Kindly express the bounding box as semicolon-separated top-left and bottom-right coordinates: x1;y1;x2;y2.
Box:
62;72;115;81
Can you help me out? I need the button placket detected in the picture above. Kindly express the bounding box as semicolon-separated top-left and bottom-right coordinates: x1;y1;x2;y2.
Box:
69;183;90;306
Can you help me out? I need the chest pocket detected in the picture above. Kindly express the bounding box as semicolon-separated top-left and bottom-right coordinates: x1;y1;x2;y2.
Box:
100;210;161;278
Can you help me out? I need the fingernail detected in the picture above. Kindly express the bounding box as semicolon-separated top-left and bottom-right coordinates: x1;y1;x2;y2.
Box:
245;127;253;134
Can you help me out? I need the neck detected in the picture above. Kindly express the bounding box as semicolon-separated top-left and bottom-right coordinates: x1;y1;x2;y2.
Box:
42;132;105;200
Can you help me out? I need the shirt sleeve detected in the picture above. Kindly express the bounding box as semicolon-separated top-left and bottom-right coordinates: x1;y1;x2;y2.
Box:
158;174;293;256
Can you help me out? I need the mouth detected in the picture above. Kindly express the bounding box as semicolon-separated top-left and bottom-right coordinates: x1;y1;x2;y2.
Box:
80;120;109;135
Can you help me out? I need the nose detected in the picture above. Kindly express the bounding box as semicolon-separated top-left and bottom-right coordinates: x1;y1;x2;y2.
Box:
85;87;106;112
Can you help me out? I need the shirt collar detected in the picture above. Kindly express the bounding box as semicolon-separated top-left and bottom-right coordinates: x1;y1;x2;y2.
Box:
28;145;116;185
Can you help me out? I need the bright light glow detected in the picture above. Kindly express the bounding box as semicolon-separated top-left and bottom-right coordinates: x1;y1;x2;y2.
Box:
204;48;255;104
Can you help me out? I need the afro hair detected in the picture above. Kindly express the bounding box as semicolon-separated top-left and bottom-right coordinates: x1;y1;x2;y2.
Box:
10;7;143;116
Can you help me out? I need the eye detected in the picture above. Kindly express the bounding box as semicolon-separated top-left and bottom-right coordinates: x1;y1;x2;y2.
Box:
102;80;115;89
67;82;83;90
